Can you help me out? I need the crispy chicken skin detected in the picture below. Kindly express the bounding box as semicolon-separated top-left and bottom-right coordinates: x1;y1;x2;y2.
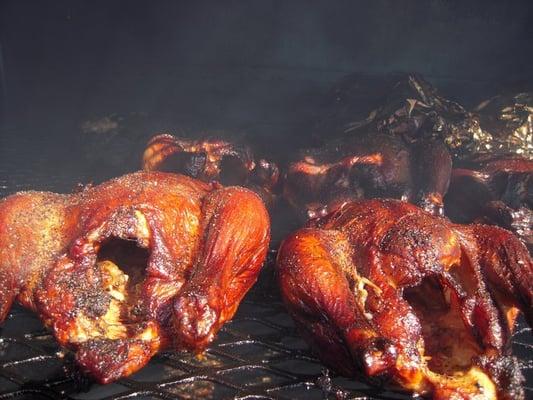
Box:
277;199;532;399
445;157;532;251
0;171;270;383
283;134;451;219
142;134;280;207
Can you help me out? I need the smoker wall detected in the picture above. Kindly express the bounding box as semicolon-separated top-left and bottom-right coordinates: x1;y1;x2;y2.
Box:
0;0;532;179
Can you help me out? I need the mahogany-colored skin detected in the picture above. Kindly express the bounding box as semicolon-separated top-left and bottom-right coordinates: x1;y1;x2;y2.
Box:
142;134;280;208
277;199;532;399
0;171;270;383
445;157;532;250
283;134;451;219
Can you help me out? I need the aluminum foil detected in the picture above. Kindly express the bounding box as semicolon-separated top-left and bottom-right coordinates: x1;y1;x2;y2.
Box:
474;92;533;160
343;74;533;161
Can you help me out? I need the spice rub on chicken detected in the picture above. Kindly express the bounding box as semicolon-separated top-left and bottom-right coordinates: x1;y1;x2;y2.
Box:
277;199;532;399
0;171;270;383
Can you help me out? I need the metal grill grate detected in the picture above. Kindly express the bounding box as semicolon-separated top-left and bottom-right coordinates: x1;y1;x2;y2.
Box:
0;280;531;400
0;136;531;399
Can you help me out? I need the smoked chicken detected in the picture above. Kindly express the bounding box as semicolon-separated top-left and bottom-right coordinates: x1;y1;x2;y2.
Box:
142;134;280;207
283;133;452;219
0;171;270;383
445;157;532;251
277;199;532;399
287;74;532;223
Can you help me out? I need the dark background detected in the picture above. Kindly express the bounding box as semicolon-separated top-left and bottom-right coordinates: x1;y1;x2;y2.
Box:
0;0;532;188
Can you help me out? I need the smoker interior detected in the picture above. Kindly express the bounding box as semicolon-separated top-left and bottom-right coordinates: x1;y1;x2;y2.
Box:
1;1;533;399
0;111;532;400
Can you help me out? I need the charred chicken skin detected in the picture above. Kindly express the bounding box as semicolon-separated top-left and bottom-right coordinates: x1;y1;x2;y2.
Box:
142;134;280;207
0;171;270;383
283;133;451;219
277;199;532;399
445;157;532;251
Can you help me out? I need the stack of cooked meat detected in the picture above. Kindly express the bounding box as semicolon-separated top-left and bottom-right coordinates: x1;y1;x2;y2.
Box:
0;74;531;399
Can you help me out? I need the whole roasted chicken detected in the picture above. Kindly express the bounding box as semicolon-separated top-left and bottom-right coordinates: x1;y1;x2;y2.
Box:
142;134;280;207
287;74;532;223
445;157;532;251
277;199;532;399
0;171;270;383
284;133;452;219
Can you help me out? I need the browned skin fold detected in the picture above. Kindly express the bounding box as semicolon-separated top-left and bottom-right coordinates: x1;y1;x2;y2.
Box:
277;199;532;399
142;133;280;207
0;171;270;384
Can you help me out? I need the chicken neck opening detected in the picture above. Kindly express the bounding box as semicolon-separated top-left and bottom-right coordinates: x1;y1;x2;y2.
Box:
97;237;150;291
403;276;482;376
83;237;151;338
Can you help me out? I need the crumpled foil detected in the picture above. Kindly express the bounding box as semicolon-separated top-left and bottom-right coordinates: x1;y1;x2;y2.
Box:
474;92;533;160
343;74;533;161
